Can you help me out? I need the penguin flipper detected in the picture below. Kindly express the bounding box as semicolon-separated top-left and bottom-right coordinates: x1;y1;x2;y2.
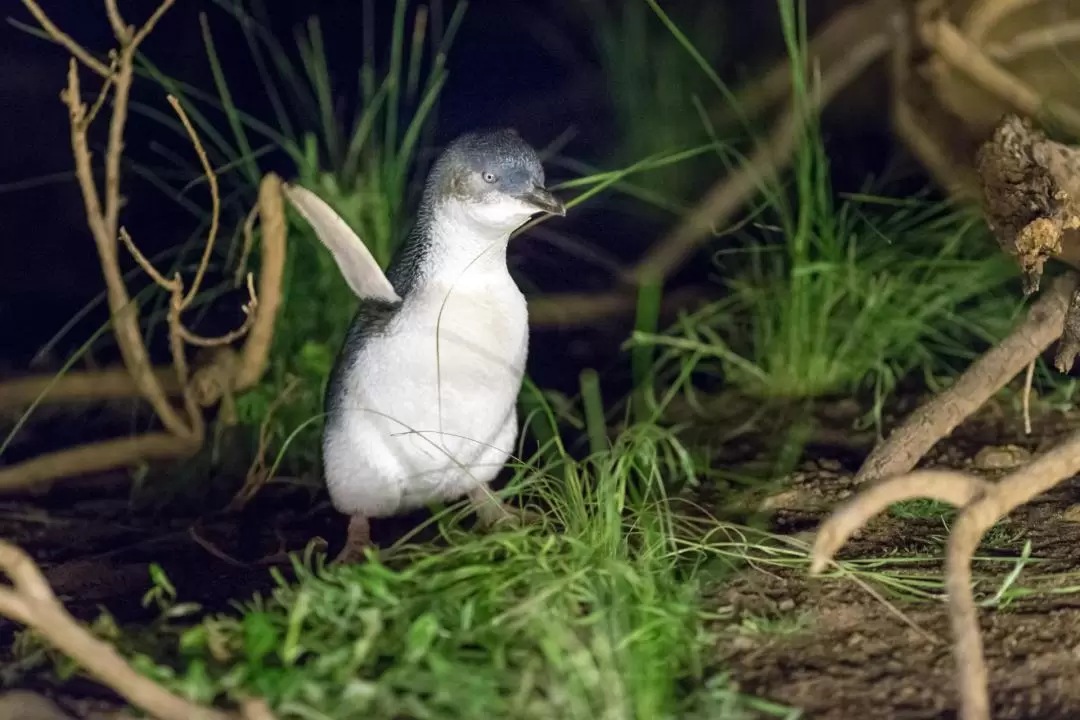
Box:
282;183;402;304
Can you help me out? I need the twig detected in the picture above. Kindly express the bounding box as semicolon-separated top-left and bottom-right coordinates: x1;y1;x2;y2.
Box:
962;0;1044;45
920;15;1080;139
179;284;258;348
52;0;194;441
84;56;119;128
119;227;180;292
0;368;184;409
986;21;1080;62
167;95;220;310
0;1;283;495
103;0;131;42
0;540;233;720
19;1;110;77
810;470;990;574
1022;360;1034;435
234;204;259;287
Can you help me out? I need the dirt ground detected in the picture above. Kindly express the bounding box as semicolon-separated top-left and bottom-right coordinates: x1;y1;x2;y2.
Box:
717;400;1080;719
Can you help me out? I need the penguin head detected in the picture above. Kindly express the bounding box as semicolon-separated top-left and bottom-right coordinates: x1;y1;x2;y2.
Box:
426;128;566;232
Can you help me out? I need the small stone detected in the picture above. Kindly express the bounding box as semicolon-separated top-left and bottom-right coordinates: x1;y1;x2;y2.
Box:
972;444;1031;471
778;598;795;611
759;489;810;511
0;691;75;720
817;458;843;472
729;634;756;651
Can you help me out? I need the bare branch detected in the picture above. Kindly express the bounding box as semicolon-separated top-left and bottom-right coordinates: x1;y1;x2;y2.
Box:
920;16;1080;139
83;56;119;128
104;0;131;43
179;274;259;348
0;368;184;409
235;203;259;286
167;94;220;310
855;272;1076;484
119;227;180;292
810;470;989;574
234;174;286;391
132;0;177;49
0;541;235;720
20;0;110;77
0;433;196;492
61;57;193;440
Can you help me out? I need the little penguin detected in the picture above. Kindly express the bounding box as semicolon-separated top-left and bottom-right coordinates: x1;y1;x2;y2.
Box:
283;129;565;563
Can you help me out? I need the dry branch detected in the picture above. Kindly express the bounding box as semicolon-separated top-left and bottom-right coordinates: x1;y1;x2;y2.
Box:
919;13;1080;140
0;432;196;492
855;271;1076;484
235;174;286;391
62;50;192;441
812;430;1080;720
0;2;284;493
0;368;183;408
0;540;240;720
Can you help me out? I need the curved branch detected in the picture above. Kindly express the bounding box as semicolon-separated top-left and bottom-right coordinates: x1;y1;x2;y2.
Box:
810;470;989;574
920;16;1080;139
945;429;1080;720
234;174;286;392
0;540;233;720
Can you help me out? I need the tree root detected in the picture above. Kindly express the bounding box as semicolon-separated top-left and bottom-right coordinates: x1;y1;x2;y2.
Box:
0;539;275;720
812;430;1080;720
854;271;1076;484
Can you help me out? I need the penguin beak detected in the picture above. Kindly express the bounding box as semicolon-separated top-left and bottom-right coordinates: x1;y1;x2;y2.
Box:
519;186;566;216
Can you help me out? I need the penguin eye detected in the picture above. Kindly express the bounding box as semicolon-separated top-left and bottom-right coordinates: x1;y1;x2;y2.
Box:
481;171;497;184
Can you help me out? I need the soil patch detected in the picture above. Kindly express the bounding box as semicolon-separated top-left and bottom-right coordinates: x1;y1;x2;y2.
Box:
718;401;1080;718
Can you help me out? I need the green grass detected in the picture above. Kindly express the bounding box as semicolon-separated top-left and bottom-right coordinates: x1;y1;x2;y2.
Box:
578;0;731;206
618;0;1022;435
8;388;802;719
637;196;1018;405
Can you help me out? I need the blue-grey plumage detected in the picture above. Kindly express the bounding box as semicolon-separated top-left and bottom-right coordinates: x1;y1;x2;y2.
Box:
284;128;565;563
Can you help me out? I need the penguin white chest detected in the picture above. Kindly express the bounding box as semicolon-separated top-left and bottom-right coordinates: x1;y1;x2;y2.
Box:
324;266;529;517
396;276;529;412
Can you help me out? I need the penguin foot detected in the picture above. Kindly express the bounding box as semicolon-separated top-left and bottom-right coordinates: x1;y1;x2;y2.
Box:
468;487;541;530
332;514;372;565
